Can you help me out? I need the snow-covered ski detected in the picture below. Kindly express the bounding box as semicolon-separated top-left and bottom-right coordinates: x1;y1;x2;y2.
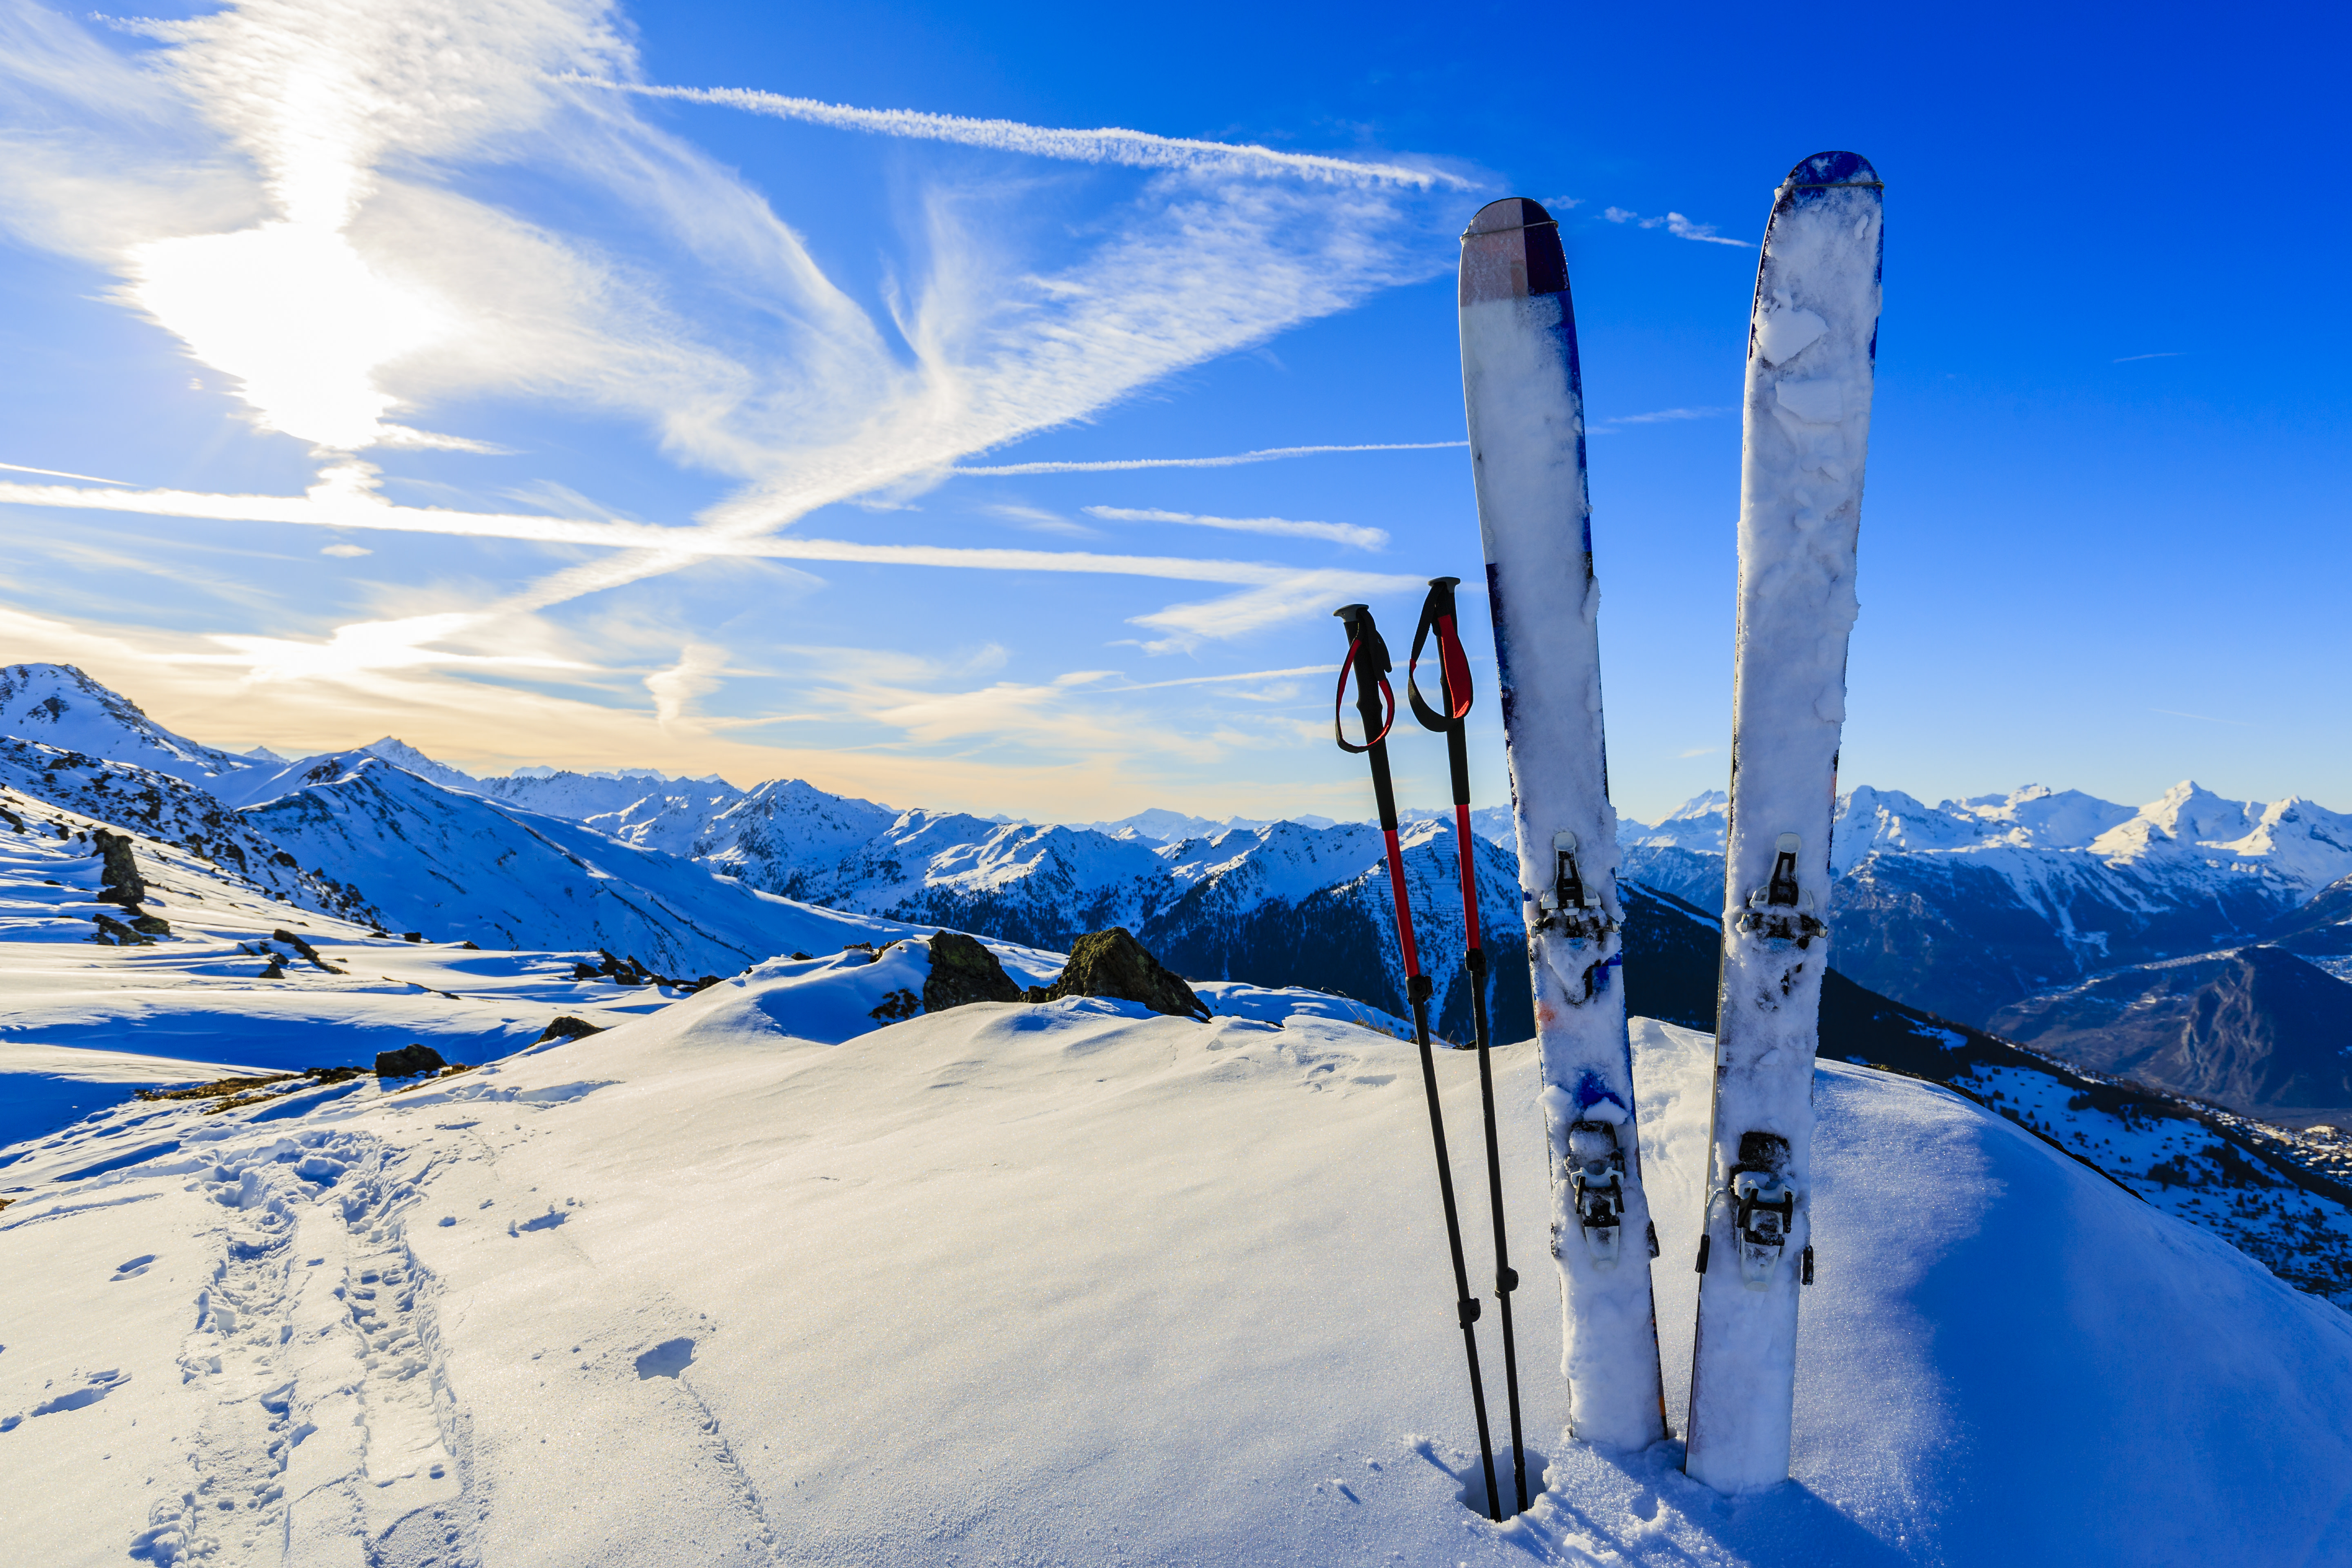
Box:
1457;197;1667;1452
1683;151;1885;1494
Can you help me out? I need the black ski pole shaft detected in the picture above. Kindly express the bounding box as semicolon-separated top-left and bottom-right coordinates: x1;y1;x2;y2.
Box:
1409;577;1526;1514
1333;602;1501;1523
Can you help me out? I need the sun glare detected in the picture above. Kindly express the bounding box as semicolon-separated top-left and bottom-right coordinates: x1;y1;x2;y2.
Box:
129;221;455;452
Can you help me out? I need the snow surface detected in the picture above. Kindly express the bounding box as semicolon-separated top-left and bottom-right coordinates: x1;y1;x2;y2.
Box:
5;982;2348;1566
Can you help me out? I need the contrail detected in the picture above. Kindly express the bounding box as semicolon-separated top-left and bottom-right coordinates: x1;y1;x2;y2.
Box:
566;78;1469;191
0;460;131;485
953;440;1466;476
0;478;1421;592
1086;506;1387;551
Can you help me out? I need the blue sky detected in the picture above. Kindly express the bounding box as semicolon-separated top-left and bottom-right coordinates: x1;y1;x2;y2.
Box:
0;0;2341;825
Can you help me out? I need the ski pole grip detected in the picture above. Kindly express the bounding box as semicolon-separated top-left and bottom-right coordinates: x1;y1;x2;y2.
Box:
1495;1266;1518;1294
1457;1297;1482;1327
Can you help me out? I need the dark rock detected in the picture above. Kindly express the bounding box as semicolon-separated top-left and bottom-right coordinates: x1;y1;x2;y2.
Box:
1024;985;1049;1004
259;958;286;978
788;951;813;962
536;1016;608;1045
374;1043;448;1079
91;828;145;907
305;1066;367;1085
868;988;922;1022
270;927;342;973
1043;928;1211;1020
129;913;172;935
403;932;423;942
88;912;154;947
922;931;1023;1013
458;940;481;951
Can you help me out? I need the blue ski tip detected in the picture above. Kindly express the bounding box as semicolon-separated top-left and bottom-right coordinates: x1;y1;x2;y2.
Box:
1459;198;1568;305
1780;151;1880;193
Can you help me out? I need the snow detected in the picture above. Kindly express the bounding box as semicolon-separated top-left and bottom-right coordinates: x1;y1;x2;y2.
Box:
5;984;2349;1566
0;664;260;792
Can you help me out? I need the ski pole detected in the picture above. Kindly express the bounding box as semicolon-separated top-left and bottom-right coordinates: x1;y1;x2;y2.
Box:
1332;601;1502;1524
1406;576;1526;1516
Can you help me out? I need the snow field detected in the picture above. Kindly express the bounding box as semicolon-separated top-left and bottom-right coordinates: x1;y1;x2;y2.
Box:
5;958;2350;1564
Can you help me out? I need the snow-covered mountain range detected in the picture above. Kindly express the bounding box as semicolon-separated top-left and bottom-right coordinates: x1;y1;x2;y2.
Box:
6;660;2350;1120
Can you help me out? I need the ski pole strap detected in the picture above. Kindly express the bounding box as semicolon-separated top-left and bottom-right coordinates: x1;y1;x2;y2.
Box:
1381;827;1423;979
1407;579;1474;732
1333;638;1396;754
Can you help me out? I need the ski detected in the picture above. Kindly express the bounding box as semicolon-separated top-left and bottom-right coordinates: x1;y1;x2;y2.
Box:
1457;197;1668;1453
1683;151;1885;1494
1332;603;1504;1521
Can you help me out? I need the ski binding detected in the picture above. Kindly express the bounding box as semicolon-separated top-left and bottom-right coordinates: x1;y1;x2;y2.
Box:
1566;1118;1627;1269
1535;830;1617;947
1730;1171;1795;1290
1734;831;1825;947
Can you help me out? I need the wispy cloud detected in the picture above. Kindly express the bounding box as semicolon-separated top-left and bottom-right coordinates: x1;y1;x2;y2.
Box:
575;78;1468;190
2114;352;2182;363
1084;505;1387;550
0;3;1465;688
1599;205;1748;247
320;543;372;557
1594;405;1733;431
1129;570;1419;653
982;503;1099;539
951;440;1464;477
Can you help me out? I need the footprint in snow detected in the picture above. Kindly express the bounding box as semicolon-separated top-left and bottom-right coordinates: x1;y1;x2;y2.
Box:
3;1368;132;1428
111;1254;157;1280
635;1338;695;1379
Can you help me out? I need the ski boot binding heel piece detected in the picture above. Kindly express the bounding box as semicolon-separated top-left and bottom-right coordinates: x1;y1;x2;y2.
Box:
1734;831;1825;948
1730;1171;1795;1291
1566;1118;1627;1270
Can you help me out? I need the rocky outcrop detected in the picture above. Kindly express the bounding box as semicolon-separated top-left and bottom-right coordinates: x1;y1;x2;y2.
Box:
91;827;145;907
922;932;1023;1013
374;1043;448;1079
1043;929;1210;1020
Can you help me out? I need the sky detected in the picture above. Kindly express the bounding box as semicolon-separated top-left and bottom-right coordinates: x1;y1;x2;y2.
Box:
0;0;2342;827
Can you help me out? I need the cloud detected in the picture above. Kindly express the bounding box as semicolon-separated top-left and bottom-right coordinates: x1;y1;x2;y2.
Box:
578;78;1468;190
1591;405;1735;433
1597;205;1749;247
1662;212;1747;247
953;440;1463;477
1127;570;1422;653
321;543;372;557
1085;505;1387;550
2114;352;2182;363
983;503;1099;539
646;643;727;731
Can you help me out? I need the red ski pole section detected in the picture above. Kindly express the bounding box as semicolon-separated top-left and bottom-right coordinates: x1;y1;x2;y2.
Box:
1382;827;1423;978
1453;803;1483;953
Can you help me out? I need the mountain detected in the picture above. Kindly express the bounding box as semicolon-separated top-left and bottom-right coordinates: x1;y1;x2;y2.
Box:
0;664;263;794
239;756;879;976
0;735;376;923
1988;945;2352;1120
481;768;746;825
